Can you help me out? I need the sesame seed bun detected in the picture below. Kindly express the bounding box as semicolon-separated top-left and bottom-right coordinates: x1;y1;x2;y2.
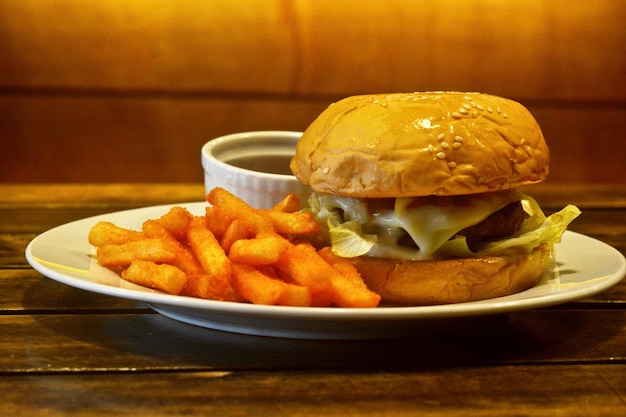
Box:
290;92;549;197
351;244;553;305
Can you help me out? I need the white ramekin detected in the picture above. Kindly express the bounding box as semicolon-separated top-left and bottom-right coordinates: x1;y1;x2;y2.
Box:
201;131;312;209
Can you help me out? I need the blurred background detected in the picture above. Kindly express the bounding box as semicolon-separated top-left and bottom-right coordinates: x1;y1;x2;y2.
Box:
0;0;624;184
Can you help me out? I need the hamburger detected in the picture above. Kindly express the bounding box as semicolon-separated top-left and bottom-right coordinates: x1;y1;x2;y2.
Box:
290;92;581;305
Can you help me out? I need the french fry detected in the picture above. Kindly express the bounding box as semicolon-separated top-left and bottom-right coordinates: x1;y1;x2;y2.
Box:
121;260;187;295
155;206;193;241
231;263;312;306
204;206;231;238
207;187;274;234
96;238;177;267
271;193;301;213
261;210;322;235
231;263;286;305
274;242;333;307
318;247;381;308
187;217;232;279
228;232;290;266
220;219;251;253
142;219;175;239
181;273;242;302
277;283;312;307
142;220;204;275
90;187;384;308
88;221;144;246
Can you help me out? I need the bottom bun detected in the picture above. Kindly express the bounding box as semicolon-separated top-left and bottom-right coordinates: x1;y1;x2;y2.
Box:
351;244;553;305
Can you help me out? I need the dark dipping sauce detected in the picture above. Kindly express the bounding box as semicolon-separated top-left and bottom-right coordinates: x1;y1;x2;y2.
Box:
225;155;294;175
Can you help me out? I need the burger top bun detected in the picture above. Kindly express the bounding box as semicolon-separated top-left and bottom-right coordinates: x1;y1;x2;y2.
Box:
291;92;550;198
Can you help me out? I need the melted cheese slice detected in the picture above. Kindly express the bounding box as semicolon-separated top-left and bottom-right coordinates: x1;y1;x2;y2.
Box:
317;190;522;261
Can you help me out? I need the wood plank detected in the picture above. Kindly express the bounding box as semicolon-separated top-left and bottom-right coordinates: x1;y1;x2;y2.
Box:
0;310;624;373
1;365;625;416
1;96;625;183
0;96;325;183
3;184;624;209
0;0;624;101
0;184;206;233
0;269;146;311
0;183;205;206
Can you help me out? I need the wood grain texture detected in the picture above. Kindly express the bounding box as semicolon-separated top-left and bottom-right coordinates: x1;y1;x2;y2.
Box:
1;366;625;416
0;309;625;373
1;0;623;99
1;1;624;184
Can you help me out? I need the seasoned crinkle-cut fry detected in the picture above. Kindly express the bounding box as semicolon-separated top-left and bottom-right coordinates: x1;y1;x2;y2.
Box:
318;247;381;308
88;221;144;246
261;210;322;235
121;260;187;295
96;238;178;267
207;187;274;234
187;217;232;279
271;193;301;213
228;233;290;266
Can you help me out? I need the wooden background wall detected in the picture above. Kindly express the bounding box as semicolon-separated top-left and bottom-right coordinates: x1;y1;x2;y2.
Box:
1;0;624;184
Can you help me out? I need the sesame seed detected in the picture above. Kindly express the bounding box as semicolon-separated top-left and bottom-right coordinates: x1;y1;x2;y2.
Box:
473;111;478;118
502;112;509;119
380;102;388;108
470;101;477;108
436;152;447;159
437;133;446;141
452;112;462;119
476;104;484;110
487;107;493;113
463;103;471;110
459;108;469;115
520;138;527;145
448;161;457;168
454;136;463;142
322;167;330;174
441;142;450;149
428;144;435;153
524;146;533;156
453;142;462;149
497;106;502;114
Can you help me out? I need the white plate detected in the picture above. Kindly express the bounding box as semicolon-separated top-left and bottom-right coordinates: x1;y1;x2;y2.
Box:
26;202;626;339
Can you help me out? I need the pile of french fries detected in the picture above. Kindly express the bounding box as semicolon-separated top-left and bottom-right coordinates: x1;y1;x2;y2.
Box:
88;187;381;308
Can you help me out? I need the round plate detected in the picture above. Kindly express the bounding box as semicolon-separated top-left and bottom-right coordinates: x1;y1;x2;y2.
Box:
26;202;626;339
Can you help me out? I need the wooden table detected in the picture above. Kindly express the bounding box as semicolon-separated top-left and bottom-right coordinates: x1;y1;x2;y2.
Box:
2;183;625;416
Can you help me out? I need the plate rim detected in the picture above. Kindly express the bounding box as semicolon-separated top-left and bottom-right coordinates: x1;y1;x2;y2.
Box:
25;201;626;323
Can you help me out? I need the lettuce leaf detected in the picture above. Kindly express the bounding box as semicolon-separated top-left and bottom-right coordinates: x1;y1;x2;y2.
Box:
306;192;581;260
477;203;581;255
